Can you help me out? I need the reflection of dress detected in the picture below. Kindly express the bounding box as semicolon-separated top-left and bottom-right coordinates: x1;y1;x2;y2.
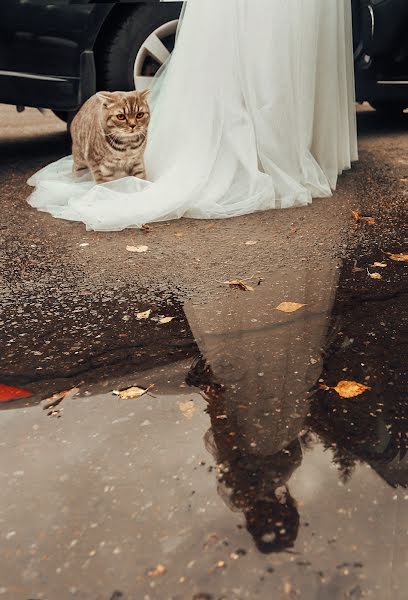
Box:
27;0;357;231
184;257;340;552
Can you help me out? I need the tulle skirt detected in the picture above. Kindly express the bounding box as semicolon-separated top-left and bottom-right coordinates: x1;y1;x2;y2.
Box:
27;0;358;231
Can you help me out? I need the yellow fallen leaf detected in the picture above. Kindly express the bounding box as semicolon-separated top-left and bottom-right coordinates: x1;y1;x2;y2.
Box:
351;211;375;225
112;384;154;399
126;245;148;253
223;279;254;292
276;302;306;313
137;309;151;320
159;316;174;324
147;564;167;577
371;262;387;268
386;252;408;263
321;380;370;399
368;272;382;280
178;400;197;419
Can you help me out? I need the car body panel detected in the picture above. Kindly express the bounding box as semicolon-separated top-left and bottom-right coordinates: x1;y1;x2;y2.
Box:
0;1;407;112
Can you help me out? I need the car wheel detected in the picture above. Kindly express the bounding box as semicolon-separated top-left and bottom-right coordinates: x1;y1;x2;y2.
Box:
98;3;182;93
369;101;408;115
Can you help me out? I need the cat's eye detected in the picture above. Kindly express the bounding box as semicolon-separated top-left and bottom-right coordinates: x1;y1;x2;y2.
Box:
117;114;126;121
136;112;145;120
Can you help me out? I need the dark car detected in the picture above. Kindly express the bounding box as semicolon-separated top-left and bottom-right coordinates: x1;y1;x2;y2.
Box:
0;0;408;126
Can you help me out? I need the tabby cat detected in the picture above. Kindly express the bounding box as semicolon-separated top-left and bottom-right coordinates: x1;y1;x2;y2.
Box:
71;90;150;184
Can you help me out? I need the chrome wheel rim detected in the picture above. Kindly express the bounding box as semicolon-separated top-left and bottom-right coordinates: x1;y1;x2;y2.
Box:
134;20;179;90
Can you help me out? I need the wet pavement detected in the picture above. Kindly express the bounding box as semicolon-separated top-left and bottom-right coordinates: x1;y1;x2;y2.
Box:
0;104;407;599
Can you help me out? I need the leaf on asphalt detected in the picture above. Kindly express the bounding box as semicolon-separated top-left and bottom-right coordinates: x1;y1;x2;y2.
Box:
386;252;408;262
368;272;382;280
159;316;175;324
112;384;155;399
351;211;375;225
126;245;148;253
223;279;254;292
320;380;371;399
276;302;306;313
371;262;387;268
0;384;32;403
137;309;151;320
179;400;197;420
42;386;80;410
147;564;167;577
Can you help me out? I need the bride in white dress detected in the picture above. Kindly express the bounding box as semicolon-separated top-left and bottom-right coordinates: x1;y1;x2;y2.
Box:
27;0;358;232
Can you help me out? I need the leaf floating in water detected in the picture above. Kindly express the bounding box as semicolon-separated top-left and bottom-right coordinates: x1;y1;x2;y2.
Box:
386;252;408;263
147;564;167;577
276;302;306;313
223;279;254;292
321;380;371;399
159;316;175;324
126;245;148;253
0;384;32;403
136;309;151;320
112;385;155;399
42;386;80;411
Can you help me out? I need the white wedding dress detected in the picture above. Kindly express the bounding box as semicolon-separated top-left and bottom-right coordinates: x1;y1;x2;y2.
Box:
27;0;358;231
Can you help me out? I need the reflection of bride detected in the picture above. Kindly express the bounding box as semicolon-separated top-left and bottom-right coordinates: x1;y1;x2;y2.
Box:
27;0;357;231
184;258;340;552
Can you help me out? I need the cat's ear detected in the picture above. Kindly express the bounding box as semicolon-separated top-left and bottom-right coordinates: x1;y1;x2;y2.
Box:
97;91;115;103
140;89;150;100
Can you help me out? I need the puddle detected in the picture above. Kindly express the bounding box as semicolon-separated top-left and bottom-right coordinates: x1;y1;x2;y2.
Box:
0;201;407;599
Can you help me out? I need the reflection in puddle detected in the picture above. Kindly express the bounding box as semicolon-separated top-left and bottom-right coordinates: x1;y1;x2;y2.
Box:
184;257;339;556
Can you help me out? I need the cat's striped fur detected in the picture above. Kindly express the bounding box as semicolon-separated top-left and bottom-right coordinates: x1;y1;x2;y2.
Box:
71;90;150;184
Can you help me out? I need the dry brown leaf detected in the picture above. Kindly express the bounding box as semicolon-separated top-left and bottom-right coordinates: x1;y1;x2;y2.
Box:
137;309;151;320
386;252;408;263
159;316;175;324
351;211;375;225
371;262;387;268
147;564;167;577
178;400;197;420
245;240;257;246
113;384;155;399
223;279;254;292
141;224;151;233
321;380;371;399
400;177;408;183
276;302;306;313
175;232;184;238
42;386;80;410
126;245;148;253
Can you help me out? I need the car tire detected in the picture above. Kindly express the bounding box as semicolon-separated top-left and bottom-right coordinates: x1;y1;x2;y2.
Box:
98;3;182;92
369;101;408;115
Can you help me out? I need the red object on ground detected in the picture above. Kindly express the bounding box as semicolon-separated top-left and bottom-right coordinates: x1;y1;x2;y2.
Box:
0;384;33;402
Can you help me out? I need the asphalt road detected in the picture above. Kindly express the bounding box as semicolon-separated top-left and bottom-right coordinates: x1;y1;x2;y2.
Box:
0;104;407;600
